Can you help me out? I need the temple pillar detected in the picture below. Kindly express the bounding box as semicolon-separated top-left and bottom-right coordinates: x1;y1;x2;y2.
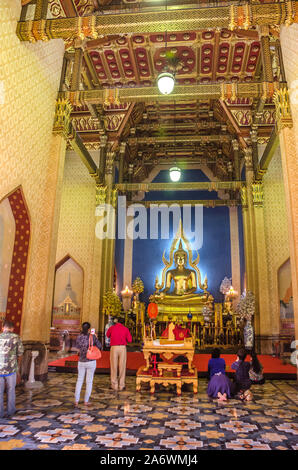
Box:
244;148;259;301
70;45;84;93
99;134;107;183
21;101;70;343
240;186;252;293
97;150;118;339
252;183;272;353
273;86;298;371
258;26;274;83
118;142;126;184
20;100;69;380
229;206;241;308
242;148;261;343
232;139;240;181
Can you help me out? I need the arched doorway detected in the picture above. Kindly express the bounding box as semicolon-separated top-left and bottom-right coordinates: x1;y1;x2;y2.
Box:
50;255;84;352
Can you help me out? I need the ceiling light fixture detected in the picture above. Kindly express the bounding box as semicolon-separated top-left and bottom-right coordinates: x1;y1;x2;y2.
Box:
169;166;181;182
157;71;175;95
157;31;176;95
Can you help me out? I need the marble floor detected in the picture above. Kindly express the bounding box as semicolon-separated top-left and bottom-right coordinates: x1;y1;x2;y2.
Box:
0;373;297;450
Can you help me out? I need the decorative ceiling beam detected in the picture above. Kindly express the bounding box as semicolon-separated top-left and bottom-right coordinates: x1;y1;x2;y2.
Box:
128;199;240;207
136;121;222;132
69;130;100;181
16;2;298;42
53;98;100;181
257;128;279;180
128;135;232;145
219;100;248;149
115;181;244;192
58;81;283;106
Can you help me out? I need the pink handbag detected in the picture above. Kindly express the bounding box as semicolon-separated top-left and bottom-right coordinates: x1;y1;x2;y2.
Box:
86;334;102;360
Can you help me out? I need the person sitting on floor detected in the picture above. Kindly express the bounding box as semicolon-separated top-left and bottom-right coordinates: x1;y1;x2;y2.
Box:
207;348;233;402
231;348;253;401
249;350;265;385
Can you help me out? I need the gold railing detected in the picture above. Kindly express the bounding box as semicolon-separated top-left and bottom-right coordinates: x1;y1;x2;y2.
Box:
153;321;243;349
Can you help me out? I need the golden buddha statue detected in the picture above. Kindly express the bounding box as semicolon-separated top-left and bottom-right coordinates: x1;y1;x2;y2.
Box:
150;223;213;321
160;241;200;298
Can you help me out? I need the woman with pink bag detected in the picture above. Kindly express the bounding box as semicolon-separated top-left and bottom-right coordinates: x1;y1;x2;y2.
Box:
74;322;102;407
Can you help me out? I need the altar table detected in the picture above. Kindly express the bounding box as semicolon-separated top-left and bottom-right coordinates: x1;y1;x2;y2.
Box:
136;336;198;395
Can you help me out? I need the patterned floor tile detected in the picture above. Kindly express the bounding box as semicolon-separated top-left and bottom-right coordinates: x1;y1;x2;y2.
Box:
0;373;297;450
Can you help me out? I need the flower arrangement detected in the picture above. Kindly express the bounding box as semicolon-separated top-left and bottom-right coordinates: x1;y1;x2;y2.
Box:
132;277;144;295
102;288;122;317
236;290;255;321
220;277;232;296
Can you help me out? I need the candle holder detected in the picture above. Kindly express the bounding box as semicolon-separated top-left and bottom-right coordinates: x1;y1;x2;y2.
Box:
121;285;133;312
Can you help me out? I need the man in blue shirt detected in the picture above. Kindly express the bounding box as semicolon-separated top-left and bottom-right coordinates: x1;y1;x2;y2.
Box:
0;320;24;418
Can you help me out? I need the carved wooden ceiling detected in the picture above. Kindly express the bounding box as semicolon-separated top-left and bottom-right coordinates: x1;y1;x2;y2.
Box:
46;0;281;183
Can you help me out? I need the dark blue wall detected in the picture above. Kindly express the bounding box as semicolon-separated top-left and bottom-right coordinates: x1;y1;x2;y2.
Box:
114;169;245;304
132;205;231;303
132;169;231;303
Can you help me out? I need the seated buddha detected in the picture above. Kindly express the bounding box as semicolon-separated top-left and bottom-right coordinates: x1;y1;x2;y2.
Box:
153;240;209;305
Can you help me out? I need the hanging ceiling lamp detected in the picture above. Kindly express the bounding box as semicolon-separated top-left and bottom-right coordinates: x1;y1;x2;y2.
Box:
169;166;181;182
157;31;176;95
157;71;175;95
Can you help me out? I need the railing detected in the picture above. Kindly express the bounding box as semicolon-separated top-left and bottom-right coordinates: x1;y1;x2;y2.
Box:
127;320;244;349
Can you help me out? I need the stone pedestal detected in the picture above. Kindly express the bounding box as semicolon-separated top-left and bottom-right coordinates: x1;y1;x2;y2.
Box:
25;350;44;389
21;341;49;382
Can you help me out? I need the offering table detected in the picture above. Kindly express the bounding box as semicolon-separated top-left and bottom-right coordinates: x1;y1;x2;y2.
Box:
136;335;198;395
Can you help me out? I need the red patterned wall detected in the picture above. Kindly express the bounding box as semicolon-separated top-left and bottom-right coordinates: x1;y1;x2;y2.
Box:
5;188;30;334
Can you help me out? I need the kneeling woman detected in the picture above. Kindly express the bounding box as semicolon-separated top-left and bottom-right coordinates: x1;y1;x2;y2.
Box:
207;348;233;401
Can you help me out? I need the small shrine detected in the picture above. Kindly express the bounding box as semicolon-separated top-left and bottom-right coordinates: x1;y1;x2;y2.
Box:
50;274;81;351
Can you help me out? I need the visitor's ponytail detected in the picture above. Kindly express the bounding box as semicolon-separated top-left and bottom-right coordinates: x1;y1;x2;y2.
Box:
251;350;261;374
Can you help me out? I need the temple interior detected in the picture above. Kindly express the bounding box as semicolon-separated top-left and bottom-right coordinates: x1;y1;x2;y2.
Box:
0;0;298;452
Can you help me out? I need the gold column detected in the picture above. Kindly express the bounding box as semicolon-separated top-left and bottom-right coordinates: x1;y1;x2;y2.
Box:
250;128;259;176
252;182;271;351
274;87;298;367
98;150;117;335
71;45;84;93
240;186;252;292
99;134;107;183
118;141;126;184
105;151;117;291
258;26;274;83
232;139;240;181
245;147;260;334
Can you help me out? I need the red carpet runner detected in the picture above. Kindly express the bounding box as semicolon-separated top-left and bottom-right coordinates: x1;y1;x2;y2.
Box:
48;351;297;378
